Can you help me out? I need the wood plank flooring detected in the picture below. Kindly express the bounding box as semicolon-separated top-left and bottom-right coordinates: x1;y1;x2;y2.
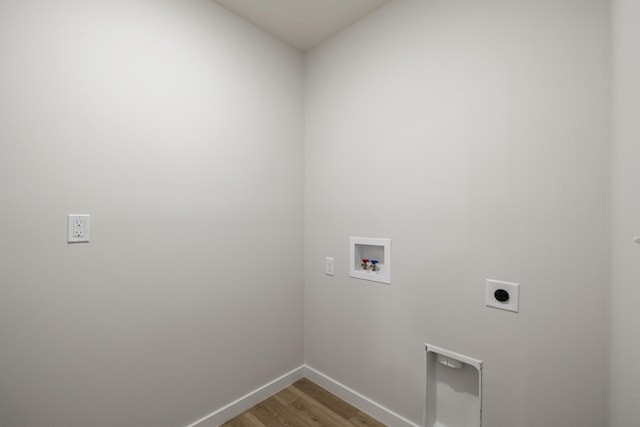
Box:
221;378;387;427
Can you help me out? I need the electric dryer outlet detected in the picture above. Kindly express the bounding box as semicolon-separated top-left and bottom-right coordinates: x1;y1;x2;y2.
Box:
485;279;519;313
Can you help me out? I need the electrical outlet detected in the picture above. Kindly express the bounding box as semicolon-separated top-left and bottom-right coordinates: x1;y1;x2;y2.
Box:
73;219;85;237
325;257;335;276
485;279;519;313
68;214;90;243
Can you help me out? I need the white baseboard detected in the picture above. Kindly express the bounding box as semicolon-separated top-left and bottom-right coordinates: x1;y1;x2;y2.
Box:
186;364;420;427
186;365;305;427
304;365;421;427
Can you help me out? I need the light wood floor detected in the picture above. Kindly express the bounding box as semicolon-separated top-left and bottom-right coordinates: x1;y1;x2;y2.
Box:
221;378;387;427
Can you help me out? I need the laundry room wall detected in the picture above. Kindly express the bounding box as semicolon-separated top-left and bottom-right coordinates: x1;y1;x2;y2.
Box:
304;0;610;425
0;1;304;426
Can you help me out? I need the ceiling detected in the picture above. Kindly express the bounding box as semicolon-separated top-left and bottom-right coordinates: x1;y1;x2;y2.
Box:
212;0;391;51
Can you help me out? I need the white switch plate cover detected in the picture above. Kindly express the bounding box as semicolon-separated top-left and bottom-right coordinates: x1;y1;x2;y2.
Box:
325;257;335;276
67;214;90;243
485;279;519;313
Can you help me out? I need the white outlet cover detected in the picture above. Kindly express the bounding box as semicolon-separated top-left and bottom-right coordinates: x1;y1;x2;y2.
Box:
485;279;519;313
67;214;90;243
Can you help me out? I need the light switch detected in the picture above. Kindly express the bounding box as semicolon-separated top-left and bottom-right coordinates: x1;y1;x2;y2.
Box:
325;257;335;276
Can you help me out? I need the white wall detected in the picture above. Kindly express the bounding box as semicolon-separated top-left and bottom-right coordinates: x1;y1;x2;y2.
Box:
304;1;610;426
0;1;304;426
0;0;618;425
610;0;640;425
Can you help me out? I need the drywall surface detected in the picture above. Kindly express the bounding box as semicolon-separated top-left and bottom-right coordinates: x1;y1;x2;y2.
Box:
304;1;609;425
610;0;640;425
0;1;304;426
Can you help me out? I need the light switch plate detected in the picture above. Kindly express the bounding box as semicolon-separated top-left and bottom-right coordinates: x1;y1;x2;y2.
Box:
325;257;335;276
485;279;519;313
67;214;90;243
